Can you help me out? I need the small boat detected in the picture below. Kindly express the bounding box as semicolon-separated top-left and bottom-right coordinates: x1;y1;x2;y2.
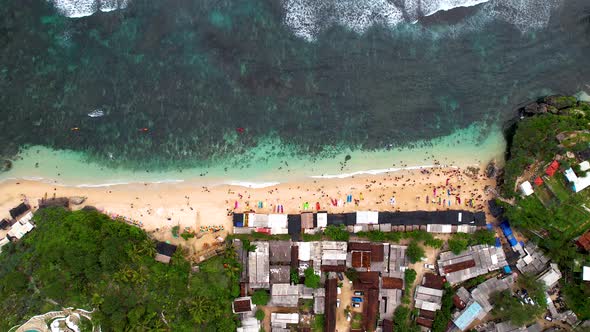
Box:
88;109;105;118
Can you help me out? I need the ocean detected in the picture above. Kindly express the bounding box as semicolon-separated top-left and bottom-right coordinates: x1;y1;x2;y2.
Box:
0;0;589;186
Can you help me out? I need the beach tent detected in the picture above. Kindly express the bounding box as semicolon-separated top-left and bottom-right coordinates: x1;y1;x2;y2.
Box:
519;181;534;196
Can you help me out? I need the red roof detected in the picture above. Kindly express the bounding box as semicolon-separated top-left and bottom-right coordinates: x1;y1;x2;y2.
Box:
363;288;379;331
576;230;590;251
382;277;404;289
353;272;380;290
534;177;544;186
348;242;372;251
416;317;434;328
321;265;347;272
233;299;252;313
546;160;559;177
382;319;393;332
422;273;445;289
370;244;384;262
255;228;271;234
325;278;338;332
443;259;476;274
351;251;371;268
453;295;466;310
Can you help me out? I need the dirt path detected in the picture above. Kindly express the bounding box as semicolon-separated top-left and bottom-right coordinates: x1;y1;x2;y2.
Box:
336;276;355;332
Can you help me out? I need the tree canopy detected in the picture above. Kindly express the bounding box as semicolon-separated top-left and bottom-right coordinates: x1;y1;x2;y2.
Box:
251;289;270;305
304;267;321;289
406;240;424;263
0;208;240;331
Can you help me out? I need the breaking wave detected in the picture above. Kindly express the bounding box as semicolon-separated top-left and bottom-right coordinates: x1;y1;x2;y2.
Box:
282;0;563;40
50;0;129;18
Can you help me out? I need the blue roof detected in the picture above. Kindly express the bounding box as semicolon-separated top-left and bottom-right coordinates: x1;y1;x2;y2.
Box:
454;302;483;330
495;237;501;247
503;265;512;273
486;223;493;230
500;221;513;236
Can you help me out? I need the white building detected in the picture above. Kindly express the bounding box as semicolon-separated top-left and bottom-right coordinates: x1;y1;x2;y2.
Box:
519;181;534;196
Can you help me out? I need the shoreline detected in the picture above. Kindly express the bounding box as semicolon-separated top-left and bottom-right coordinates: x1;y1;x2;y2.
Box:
0;165;496;255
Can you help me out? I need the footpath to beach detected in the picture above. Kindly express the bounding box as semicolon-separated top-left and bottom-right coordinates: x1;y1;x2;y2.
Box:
0;166;495;256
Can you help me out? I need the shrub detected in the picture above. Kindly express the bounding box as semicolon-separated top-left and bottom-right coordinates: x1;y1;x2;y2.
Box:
251;290;269;305
304;267;321;289
255;309;265;321
324;225;349;241
406;240;424;263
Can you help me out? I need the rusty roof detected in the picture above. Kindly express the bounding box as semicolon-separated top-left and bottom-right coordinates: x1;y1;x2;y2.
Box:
443;259;476;274
348;242;372;251
321;265;347;272
577;231;590;251
325;278;337;332
453;295;467;310
423;273;445;289
382;277;404;289
371;244;384;262
420;309;436;320
382;319;393;332
416;317;434;328
352;251;371;268
363;288;379;331
291;245;299;269
353;272;380;290
233;299;252;313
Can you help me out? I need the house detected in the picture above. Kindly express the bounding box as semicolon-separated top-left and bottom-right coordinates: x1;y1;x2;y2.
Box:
270;265;291;283
537;263;562;289
414;274;445;327
583;266;590;282
452;276;515;331
155;242;177;264
324;278;337;332
575;230;590;251
0;218;12;230
232;297;254;314
38;197;69;210
301;212;314;229
269;241;291;264
437;245;507;284
515;242;550;275
9;203;30;219
564;161;590;192
546;160;559;177
271;313;299;330
519;181;534;196
7;220;34;240
248;241;270;289
270;284;300;307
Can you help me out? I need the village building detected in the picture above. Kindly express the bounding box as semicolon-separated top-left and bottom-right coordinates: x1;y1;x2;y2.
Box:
518;181;534;196
154;241;177;264
564;161;590;192
232;297;254;314
271;313;299;331
583;266;590;282
9;203;30;220
248;241;270;289
515;242;550;275
437;245;507;284
414;273;446;328
7;218;35;240
478;321;542;332
452;276;515;331
537;263;562;289
575;230;590;251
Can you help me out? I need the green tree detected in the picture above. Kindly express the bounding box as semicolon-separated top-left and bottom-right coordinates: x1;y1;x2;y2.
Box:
472;230;496;246
255;309;265;321
290;269;300;284
324;225;349;241
406;240;424;263
304;267;321;289
432;283;453;332
448;234;469;254
251;290;270;305
491;290;542;326
345;268;358;282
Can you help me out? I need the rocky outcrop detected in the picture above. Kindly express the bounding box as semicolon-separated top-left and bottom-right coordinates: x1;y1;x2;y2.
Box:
69;196;87;205
521;95;581;116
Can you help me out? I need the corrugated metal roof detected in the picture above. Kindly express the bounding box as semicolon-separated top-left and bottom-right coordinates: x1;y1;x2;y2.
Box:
454;302;483;331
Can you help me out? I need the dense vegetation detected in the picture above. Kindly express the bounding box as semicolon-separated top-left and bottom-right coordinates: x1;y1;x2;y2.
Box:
432;283;453;332
0;208;240;331
447;230;495;254
499;98;590;320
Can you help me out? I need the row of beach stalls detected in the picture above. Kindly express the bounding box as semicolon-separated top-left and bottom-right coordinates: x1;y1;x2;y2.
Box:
233;210;487;240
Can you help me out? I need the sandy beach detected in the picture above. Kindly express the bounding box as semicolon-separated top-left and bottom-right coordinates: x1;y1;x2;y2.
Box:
0;166;495;259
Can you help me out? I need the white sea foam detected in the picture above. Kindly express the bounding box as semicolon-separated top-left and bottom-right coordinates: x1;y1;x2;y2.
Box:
310;164;458;179
282;0;563;41
50;0;129;18
224;181;281;188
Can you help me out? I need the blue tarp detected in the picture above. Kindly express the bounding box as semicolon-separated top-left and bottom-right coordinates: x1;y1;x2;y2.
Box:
454;302;483;330
520;241;525;247
507;235;518;246
235;221;244;227
500;221;513;236
503;266;512;274
487;223;493;230
495;237;501;247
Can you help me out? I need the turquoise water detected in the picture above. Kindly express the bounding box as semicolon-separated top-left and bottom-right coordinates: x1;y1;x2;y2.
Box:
1;122;505;186
0;0;589;183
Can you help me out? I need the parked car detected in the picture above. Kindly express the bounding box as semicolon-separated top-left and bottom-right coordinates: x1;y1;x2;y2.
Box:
337;287;342;295
424;263;435;269
354;291;364;296
337;272;344;281
352;297;363;303
337;299;341;308
352;303;361;308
